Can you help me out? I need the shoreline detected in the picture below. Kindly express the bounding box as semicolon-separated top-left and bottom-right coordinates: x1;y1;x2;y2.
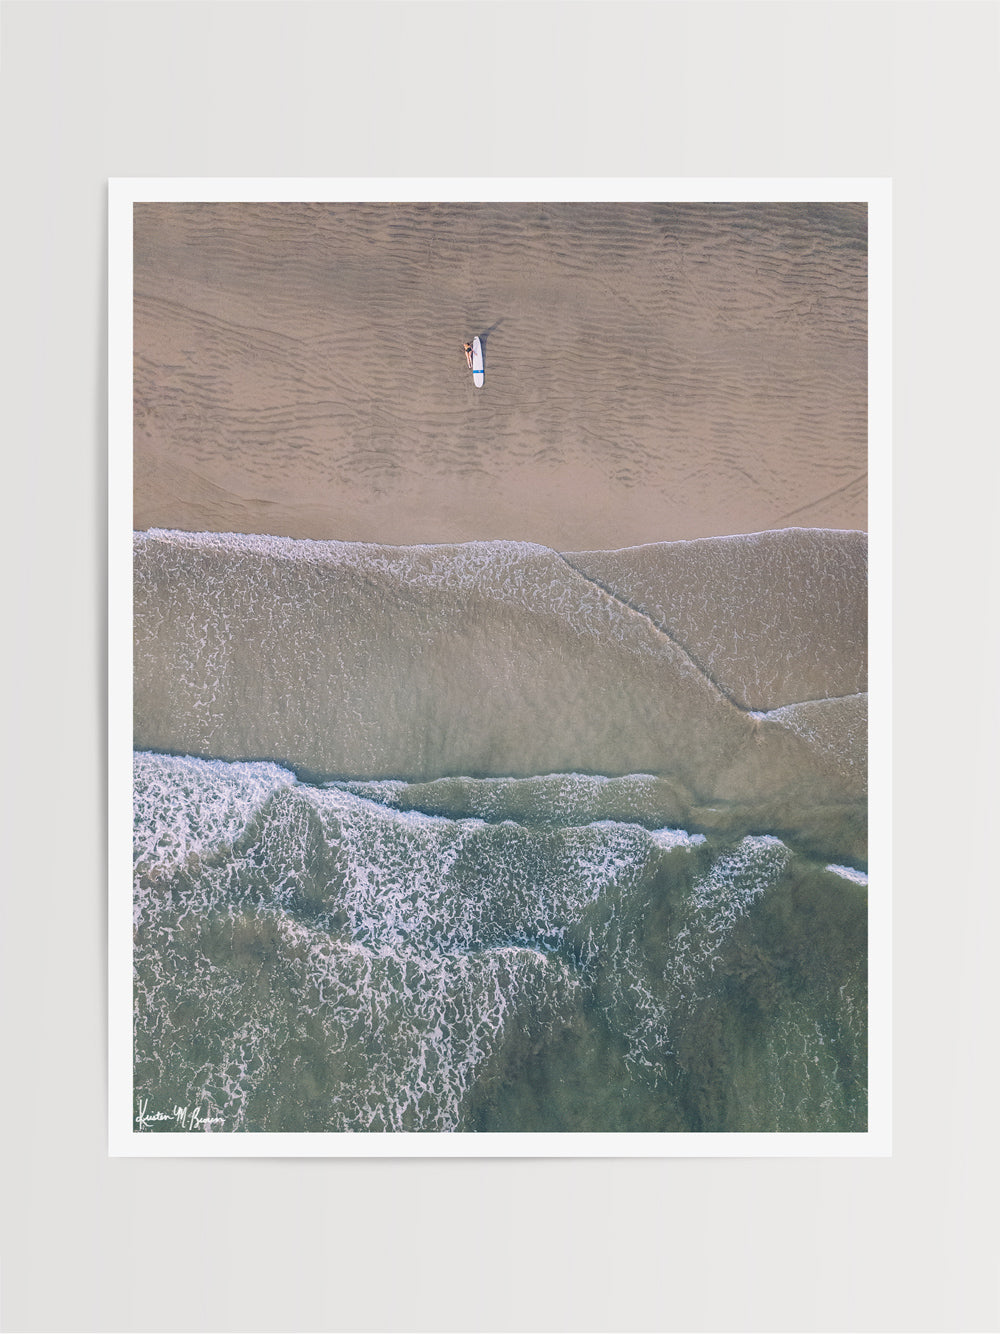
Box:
133;521;868;546
131;528;867;864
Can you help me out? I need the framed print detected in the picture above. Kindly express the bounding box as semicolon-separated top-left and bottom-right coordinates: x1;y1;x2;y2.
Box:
110;178;890;1155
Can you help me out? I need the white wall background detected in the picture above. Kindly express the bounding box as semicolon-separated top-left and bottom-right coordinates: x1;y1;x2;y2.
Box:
1;2;997;1331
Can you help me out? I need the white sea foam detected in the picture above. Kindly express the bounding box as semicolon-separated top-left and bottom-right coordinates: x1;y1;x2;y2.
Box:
764;694;868;780
826;863;868;885
310;783;667;956
133;755;722;1127
135;528;715;669
133;752;297;878
650;827;707;850
132;753;860;1132
586;834;792;1076
279;928;579;1132
325;772;691;831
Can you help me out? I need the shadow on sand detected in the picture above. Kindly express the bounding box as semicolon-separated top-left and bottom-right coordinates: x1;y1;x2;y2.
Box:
476;319;504;356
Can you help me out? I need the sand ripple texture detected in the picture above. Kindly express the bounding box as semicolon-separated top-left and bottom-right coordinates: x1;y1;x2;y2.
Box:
133;201;867;548
133;528;867;863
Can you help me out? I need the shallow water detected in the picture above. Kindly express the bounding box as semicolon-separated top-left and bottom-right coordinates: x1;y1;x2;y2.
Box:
131;529;867;1134
133;529;866;858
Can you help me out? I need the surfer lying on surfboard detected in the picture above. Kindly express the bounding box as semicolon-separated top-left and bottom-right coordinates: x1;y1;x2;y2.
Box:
463;342;474;369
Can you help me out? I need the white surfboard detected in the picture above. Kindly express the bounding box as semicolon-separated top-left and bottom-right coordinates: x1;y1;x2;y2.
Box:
471;336;484;387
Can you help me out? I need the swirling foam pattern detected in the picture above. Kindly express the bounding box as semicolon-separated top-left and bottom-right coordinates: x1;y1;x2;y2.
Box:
133;756;867;1133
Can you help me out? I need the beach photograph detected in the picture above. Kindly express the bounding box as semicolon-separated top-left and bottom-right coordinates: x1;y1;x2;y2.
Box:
8;0;1000;1327
127;191;872;1140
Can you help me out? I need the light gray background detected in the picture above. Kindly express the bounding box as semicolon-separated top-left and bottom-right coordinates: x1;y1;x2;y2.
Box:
1;2;997;1331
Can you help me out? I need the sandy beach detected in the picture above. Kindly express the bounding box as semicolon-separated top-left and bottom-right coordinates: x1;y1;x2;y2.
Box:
133;201;867;548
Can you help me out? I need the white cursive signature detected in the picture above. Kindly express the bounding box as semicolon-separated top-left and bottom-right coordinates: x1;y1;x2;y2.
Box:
136;1097;225;1132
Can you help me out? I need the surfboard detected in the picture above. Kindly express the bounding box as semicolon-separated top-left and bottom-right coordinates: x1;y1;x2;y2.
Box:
471;336;484;387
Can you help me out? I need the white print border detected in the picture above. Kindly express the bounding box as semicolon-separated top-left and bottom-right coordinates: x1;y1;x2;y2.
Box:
109;176;891;1159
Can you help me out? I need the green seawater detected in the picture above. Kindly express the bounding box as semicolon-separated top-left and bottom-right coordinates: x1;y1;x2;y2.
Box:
133;757;866;1135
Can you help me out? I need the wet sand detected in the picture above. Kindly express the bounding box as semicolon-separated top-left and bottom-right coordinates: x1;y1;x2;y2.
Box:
133;201;867;548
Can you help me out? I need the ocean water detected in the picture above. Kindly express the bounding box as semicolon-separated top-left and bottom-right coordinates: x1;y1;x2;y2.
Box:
132;528;867;1134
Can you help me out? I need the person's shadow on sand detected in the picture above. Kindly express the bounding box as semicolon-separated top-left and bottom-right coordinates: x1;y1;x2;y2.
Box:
476;320;504;357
